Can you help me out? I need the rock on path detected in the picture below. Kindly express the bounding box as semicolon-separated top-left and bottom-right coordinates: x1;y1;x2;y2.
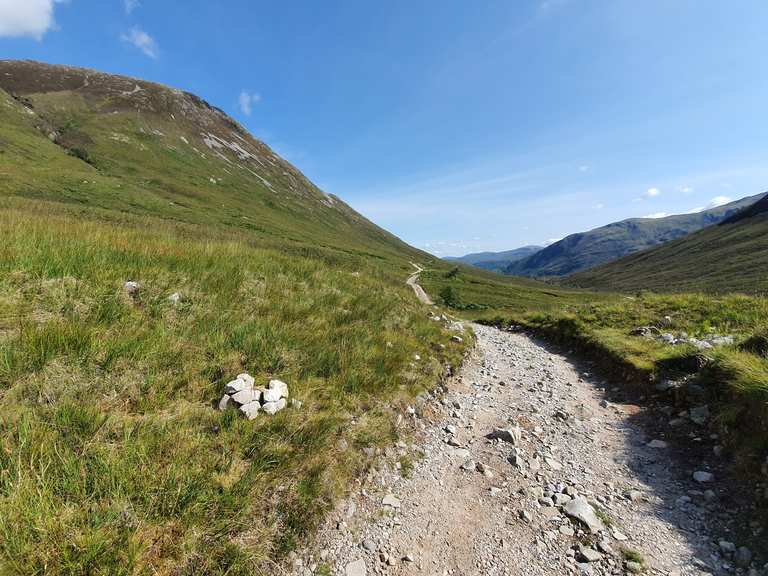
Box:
292;324;760;576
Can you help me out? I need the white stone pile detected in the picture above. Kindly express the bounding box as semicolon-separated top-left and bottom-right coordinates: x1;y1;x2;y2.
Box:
218;373;290;420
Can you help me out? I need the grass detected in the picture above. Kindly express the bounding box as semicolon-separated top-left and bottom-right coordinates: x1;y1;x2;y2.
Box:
594;508;613;528
0;204;470;575
0;72;480;574
621;547;645;565
422;265;768;463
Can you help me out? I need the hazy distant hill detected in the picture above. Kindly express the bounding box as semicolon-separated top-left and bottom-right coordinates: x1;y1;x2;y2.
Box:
566;192;768;293
446;245;542;272
503;193;766;278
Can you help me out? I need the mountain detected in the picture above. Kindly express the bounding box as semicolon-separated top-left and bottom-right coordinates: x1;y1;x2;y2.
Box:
566;192;768;293
720;193;768;225
445;245;542;271
0;60;419;259
503;193;766;278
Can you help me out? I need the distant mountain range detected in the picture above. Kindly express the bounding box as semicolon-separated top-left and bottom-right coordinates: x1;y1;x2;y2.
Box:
498;193;766;278
445;245;542;271
566;191;768;294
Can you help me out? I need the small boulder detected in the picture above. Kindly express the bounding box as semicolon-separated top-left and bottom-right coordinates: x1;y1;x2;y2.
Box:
238;373;256;388
345;559;366;576
232;389;259;405
382;494;401;509
487;426;522;445
564;498;605;534
263;388;282;403
693;470;714;483
123;281;141;295
262;401;284;415
268;379;289;398
168;292;181;305
578;545;603;563
224;378;251;395
240;401;261;420
218;394;233;411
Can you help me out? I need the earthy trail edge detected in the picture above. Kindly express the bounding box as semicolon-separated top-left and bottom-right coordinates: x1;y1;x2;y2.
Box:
291;323;757;576
406;263;434;305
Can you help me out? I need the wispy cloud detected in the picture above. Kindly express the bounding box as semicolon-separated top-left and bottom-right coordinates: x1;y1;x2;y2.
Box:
121;27;159;58
124;0;140;14
592;203;605;210
644;187;661;198
238;90;261;116
0;0;66;40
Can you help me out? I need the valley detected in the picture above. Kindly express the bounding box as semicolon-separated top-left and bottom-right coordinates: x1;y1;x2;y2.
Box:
0;60;767;576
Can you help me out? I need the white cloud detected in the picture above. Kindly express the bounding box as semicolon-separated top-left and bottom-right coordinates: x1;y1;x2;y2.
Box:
644;212;669;219
679;186;694;194
238;90;261;116
644;187;661;198
121;27;158;58
593;203;604;210
705;195;732;209
124;0;140;14
0;0;66;40
578;165;590;173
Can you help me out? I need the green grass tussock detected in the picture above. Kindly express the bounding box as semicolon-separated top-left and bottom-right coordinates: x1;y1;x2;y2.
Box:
0;206;468;575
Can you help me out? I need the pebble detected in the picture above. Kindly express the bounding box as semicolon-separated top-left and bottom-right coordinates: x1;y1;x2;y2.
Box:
345;559;366;576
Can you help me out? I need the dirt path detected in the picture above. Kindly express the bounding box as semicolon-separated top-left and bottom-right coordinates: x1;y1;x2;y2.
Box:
406;263;434;305
293;324;761;576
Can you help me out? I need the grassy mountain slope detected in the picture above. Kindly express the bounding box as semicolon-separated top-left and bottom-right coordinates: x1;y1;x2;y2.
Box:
0;61;469;575
445;245;541;272
0;60;417;260
503;193;765;278
566;195;768;294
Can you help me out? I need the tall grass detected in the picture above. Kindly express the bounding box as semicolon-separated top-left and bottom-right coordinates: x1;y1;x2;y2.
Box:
0;206;467;575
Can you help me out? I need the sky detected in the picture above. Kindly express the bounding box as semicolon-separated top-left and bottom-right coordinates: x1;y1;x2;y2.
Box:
2;1;768;256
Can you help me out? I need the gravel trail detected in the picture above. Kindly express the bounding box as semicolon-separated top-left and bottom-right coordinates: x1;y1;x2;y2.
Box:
406;263;434;305
293;324;761;576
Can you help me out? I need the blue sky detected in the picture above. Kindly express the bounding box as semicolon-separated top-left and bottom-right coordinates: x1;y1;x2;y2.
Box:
2;1;768;256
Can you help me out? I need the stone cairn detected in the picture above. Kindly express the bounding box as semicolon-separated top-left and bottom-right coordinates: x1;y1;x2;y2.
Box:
218;373;290;420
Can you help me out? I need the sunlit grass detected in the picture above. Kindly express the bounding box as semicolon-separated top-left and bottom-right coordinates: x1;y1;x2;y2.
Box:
0;206;467;575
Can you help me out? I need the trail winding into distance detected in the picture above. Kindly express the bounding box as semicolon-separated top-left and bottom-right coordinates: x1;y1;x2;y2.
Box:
406;263;434;306
288;268;750;575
